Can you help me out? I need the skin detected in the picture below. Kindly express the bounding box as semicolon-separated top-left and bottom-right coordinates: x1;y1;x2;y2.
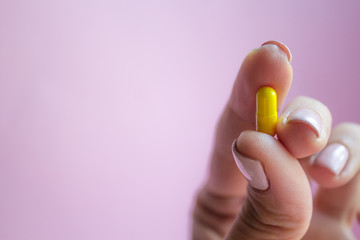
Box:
192;42;360;239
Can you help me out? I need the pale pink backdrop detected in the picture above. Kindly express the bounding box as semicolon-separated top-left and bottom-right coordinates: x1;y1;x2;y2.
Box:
1;1;360;239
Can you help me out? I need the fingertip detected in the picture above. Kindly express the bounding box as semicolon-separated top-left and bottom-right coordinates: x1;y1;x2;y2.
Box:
235;131;311;199
232;138;269;191
277;97;332;158
236;130;280;164
308;165;345;188
277;121;324;158
229;41;293;123
308;123;360;189
261;40;292;62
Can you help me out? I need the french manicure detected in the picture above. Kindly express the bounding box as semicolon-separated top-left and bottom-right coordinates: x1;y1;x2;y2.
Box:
232;139;269;190
262;40;292;62
287;108;322;137
313;143;349;175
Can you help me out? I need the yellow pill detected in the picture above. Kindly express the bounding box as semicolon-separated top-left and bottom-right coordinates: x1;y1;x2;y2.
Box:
256;86;277;136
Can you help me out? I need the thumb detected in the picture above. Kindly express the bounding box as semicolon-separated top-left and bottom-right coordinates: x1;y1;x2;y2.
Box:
227;131;312;240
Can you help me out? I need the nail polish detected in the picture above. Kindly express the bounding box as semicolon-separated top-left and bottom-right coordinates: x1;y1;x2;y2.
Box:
232;139;269;190
313;143;349;175
262;40;292;62
287;108;322;137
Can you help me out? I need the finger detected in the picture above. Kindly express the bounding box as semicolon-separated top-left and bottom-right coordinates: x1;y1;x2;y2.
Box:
309;123;360;188
276;96;332;158
315;172;360;226
206;41;293;197
310;123;360;226
226;131;312;240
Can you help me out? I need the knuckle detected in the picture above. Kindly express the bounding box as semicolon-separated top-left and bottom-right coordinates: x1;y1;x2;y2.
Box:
232;193;311;240
192;189;244;237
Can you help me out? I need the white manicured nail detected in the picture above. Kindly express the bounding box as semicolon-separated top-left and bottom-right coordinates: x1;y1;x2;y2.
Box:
232;139;269;190
313;143;349;175
287;108;322;137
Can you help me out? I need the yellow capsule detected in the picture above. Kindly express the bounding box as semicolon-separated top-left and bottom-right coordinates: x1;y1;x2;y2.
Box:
256;86;277;136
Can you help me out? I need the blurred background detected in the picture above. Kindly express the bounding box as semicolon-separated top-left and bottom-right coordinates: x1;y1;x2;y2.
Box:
1;0;360;239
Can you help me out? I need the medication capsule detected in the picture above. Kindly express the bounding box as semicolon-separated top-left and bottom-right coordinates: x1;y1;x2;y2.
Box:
256;86;277;136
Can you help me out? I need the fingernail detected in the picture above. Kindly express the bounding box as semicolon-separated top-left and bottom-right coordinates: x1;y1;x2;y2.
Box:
286;108;322;137
262;40;292;62
313;143;349;175
232;139;269;190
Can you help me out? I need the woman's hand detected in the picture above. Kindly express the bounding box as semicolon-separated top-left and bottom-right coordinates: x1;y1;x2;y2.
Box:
192;41;360;240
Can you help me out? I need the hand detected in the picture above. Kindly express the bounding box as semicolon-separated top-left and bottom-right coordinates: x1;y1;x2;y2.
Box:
192;41;360;240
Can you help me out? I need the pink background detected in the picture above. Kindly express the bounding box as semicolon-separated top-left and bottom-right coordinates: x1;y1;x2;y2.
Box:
1;1;360;239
